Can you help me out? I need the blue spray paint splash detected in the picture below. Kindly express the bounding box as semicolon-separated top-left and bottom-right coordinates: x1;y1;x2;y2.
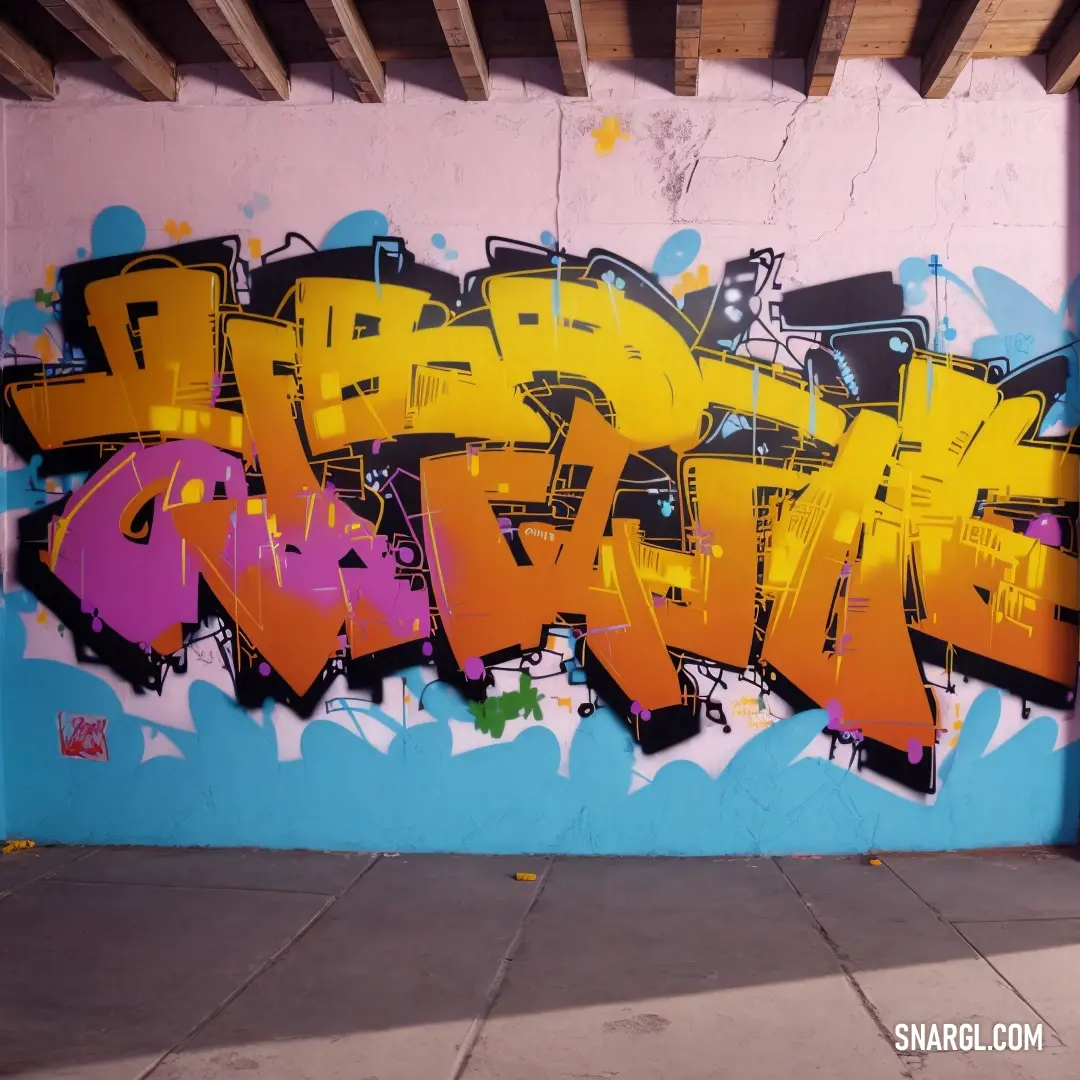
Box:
901;254;1078;367
90;206;146;258
3;300;52;342
653;229;701;278
242;193;270;219
321;211;390;251
0;457;84;514
901;253;1080;429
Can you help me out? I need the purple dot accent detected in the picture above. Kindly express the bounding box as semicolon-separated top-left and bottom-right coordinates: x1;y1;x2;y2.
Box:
1025;513;1062;548
640;709;652;722
259;661;271;677
497;517;512;530
464;656;485;681
906;737;924;765
139;641;149;652
372;439;382;455
91;617;102;632
839;560;852;578
421;641;434;657
1069;691;1075;704
825;699;844;729
396;546;417;565
629;700;641;716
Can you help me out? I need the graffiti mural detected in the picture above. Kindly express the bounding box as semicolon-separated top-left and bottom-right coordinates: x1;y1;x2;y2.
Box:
2;226;1077;808
56;712;108;761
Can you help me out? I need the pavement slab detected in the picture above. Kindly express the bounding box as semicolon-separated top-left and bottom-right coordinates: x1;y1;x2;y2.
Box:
0;878;331;1080
4;847;1080;1080
884;853;1080;922
955;919;1080;1045
151;853;550;1080
462;856;906;1080
779;856;1076;1080
0;845;94;895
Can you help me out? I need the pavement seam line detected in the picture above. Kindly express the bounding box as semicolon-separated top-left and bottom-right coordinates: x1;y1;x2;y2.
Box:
0;846;103;906
880;858;1067;1047
446;856;557;1080
772;857;916;1080
948;920;1069;1048
137;851;384;1080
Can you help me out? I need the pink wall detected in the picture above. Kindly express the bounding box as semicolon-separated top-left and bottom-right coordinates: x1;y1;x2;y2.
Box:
5;55;1075;335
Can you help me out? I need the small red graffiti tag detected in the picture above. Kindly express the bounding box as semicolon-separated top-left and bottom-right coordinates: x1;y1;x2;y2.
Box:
57;712;109;761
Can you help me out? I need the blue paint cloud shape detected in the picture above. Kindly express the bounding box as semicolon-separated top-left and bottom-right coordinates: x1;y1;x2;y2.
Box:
3;588;1075;857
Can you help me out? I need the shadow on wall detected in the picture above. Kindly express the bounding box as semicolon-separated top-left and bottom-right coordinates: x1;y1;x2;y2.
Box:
3;590;1078;856
625;0;677;92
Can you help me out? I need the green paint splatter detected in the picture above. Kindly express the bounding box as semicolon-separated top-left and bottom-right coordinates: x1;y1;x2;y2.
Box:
468;673;545;739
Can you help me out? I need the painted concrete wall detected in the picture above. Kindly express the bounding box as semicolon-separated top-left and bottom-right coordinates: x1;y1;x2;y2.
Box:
1;56;1078;855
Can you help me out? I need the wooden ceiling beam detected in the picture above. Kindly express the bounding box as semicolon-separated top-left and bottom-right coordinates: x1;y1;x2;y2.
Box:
186;0;289;101
920;0;1004;99
37;0;177;101
1046;5;1080;94
304;0;384;102
675;0;702;97
0;17;55;100
806;0;855;97
544;0;588;97
432;0;489;101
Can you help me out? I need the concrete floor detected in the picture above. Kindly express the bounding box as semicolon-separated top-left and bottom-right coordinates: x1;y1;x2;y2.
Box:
1;848;1079;1080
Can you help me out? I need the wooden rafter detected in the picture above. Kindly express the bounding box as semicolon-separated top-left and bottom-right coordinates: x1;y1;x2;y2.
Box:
544;0;588;98
0;17;55;100
806;0;855;97
186;0;289;101
432;0;489;101
37;0;177;102
304;0;384;103
675;0;703;97
1046;5;1080;94
920;0;1004;99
